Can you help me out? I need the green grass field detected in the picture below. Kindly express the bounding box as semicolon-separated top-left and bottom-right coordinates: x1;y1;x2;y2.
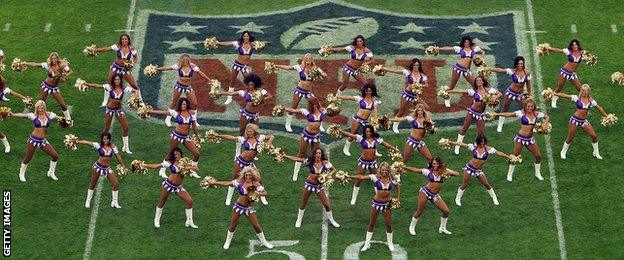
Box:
1;0;623;259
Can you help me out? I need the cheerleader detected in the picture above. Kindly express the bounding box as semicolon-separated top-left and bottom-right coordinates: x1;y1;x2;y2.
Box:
348;162;400;252
206;167;274;249
216;31;258;105
284;97;326;181
21;52;73;119
336;125;399;205
447;76;501;155
545;39;586;108
485;56;533;132
273;53;327;132
147;98;201;179
143;148;199;229
0;75;29;153
438;35;485;92
284;148;340;228
555;85;610;160
336;83;381;157
448;135;514;206
389;104;433;163
218;73;273;155
156;53;212;127
91;34;140;91
380;58;430;133
83;74;137;154
76;132;126;208
326;35;374;96
213;123;274;205
402;157;459;235
491;99;549;181
13;100;60;182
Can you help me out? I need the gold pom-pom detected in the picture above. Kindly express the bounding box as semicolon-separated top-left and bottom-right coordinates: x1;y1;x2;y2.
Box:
334;170;350;185
483;93;499;107
473;56;485;67
438;138;451;149
0;107;12;120
318;172;334;187
369;114;390;130
325;102;342;117
541;88;554;100
253;41;266;52
203;37;219;50
200;176;218;189
136;103;152;119
407;82;425;95
389;148;403;162
536;43;551;56
268;146;286;162
204;129;222;144
425;45;440;56
318;44;333;57
326;124;341;138
390;197;401;209
477;66;492;77
177;157;194;176
251;90;264;106
83;44;97;57
423;120;437;134
130;160;148;175
437;85;451;100
271;105;284;117
507;154;523;165
372;65;386;76
264;61;277;75
122;61;134;71
63;134;78;150
0;63;5;72
22;96;34;109
357;62;373;74
11;58;27;72
584;52;597;66
325;93;340;104
257;141;274;154
485;111;497;121
533;122;552;134
390;161;405;174
116;165;128;179
191;134;204;149
611;71;624;86
601;113;618;127
57;116;74;128
246;186;260;202
127;92;142;109
208;79;222;100
143;64;158;76
74;78;88;92
308;67;326;81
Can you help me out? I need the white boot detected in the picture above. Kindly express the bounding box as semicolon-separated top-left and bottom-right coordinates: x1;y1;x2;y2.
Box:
375;149;382;157
101;91;109;107
256;232;274;249
560;142;570;159
361;232;373;251
224;87;234;105
320;123;325;132
62;109;71;120
507;165;516;182
409;217;419;235
455;188;464;206
534;163;544;180
1;136;10;153
292;162;302;181
111;190;121;208
438;217;452;235
223;230;235;249
47;161;58;181
159;160;168;178
235;142;242;157
444;99;451;108
325;210;340;228
343;140;352;156
225;186;234;205
350;186;360;205
392;121;400;134
85;189;94;208
497;117;505;133
122;136;132;154
189;161;201;178
285;114;294;132
260;196;268;205
386;232;395;251
487;188;499;206
454;134;464;155
164;115;172;127
295;209;305;228
154;207;163;228
185;208;198;228
551;95;558;108
19;163;27;182
592;142;603;159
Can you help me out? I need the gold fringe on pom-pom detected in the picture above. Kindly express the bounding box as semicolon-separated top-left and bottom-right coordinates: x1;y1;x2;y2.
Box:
536;43;551;56
11;58;27;72
584;52;597;66
325;102;342;117
334;170;349;185
191;134;204;149
208;79;222;100
122;61;134;71
325;93;340;104
257;141;274;154
143;64;158;76
369;114;390;130
251;90;264;106
0;63;5;72
57;116;74;128
326;124;341;138
357;62;373;74
423;120;437;134
483;93;499;107
22;96;34;109
127;92;142;109
268;146;286;162
318;172;334;187
485;111;497;121
533;122;552;134
116;165;128;179
601;113;618;127
407;82;425;95
437;85;451;100
264;61;277;75
425;45;440;56
83;44;97;57
136;104;152;119
204;129;222;144
438;138;451;149
507;154;523;165
0;107;12;120
200;176;218;189
611;71;624;85
390;197;401;209
203;37;218;50
318;44;333;57
390;161;405;174
271;105;284;117
372;65;386;76
541;88;554;100
177;157;194;176
246;186;260;202
308;67;326;81
130;160;148;175
473;56;485;67
253;41;266;52
63;134;78;150
389;148;403;162
477;66;492;77
74;78;87;92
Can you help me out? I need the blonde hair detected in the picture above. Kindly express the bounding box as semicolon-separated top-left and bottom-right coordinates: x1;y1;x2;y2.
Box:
523;98;536;112
245;123;259;136
301;52;317;68
377;162;397;180
580;84;591;97
47;52;59;66
237;166;262;182
177;53;191;68
35;100;46;111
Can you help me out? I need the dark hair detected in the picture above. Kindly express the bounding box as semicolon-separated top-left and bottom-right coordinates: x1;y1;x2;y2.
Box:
177;97;189;111
475;134;487;146
243;73;263;89
167;147;183;163
407;58;425;74
362;125;380;139
109;74;124;88
568;39;582;51
472;75;489;90
360;81;379;98
118;33;132;46
513;56;526;69
307;147;328;164
307;96;321;113
351;35;366;47
0;75;5;88
238;31;255;44
428;156;445;170
458;35;474;47
100;132;112;147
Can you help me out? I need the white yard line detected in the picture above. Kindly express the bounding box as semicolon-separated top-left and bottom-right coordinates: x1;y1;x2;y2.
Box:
526;1;568;259
44;23;51;32
320;144;330;260
611;24;618;33
82;180;104;260
570;24;577;33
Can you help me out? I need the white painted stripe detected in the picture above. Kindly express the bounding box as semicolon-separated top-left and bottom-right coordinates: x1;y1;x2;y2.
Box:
570;24;577;33
82;179;104;260
525;30;547;33
114;29;135;32
320;144;329;260
85;24;91;32
3;23;10;31
44;23;52;32
612;24;618;33
125;0;137;33
526;1;568;259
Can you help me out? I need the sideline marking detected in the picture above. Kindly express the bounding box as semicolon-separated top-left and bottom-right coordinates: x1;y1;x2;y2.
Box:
82;180;104;260
526;0;568;259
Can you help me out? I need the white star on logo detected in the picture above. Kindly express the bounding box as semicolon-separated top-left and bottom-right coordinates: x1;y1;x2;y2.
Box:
391;38;433;50
167;22;206;34
230;22;272;34
473;38;499;51
393;22;430;34
457;22;493;35
163;37;202;50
